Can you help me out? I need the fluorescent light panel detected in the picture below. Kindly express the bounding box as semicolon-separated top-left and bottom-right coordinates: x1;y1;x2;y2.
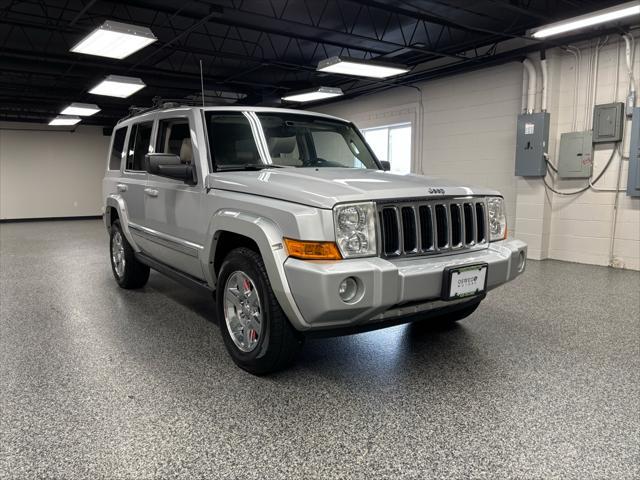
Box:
531;1;640;38
71;20;157;59
61;102;101;116
49;116;81;126
89;75;146;98
317;56;409;78
282;86;343;102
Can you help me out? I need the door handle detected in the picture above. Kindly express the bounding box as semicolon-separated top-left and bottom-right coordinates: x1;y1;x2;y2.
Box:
144;188;159;197
116;183;127;192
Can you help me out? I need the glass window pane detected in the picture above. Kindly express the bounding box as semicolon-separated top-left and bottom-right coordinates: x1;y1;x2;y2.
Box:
109;127;126;170
363;128;388;162
389;126;411;174
256;113;378;169
126;122;152;171
206;112;260;167
157;119;193;164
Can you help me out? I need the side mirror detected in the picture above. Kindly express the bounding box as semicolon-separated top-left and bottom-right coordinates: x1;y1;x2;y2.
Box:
380;160;391;171
145;153;196;185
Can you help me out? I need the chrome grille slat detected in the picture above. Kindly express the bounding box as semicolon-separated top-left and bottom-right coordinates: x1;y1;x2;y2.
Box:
378;197;488;258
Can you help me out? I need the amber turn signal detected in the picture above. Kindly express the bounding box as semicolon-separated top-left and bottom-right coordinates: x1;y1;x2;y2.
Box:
283;238;342;260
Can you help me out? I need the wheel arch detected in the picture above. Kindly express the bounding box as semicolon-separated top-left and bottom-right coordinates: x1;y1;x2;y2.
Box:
104;195;140;252
204;209;309;330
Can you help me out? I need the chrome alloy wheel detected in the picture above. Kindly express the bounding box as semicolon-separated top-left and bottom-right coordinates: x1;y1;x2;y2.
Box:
224;271;263;353
111;231;126;278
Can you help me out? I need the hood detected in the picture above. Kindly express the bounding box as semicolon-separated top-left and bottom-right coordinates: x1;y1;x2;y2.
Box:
206;168;499;209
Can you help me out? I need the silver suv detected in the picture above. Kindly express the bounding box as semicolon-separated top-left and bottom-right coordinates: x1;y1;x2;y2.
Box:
103;106;527;374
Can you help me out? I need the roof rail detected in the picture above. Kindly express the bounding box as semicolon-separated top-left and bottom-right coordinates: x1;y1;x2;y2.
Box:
116;97;210;124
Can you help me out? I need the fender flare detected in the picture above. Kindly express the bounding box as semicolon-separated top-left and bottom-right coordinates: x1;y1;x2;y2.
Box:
204;209;309;330
105;195;140;252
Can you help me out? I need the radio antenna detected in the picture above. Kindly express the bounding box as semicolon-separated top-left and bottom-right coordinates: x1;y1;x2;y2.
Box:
199;59;205;107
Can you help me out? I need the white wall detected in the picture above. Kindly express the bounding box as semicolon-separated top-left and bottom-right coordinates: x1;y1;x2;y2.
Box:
315;36;640;270
0;123;109;220
517;39;640;271
315;62;524;246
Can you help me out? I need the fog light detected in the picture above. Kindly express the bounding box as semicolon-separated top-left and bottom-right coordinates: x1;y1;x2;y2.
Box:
338;277;358;302
518;250;526;272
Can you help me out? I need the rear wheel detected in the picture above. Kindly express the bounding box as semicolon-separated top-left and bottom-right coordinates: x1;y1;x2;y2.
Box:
109;220;150;289
216;247;303;375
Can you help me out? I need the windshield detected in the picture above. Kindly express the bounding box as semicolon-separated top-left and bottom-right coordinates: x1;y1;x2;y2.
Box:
205;111;380;170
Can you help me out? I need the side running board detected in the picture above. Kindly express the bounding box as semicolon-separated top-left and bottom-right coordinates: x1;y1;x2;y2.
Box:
135;252;214;294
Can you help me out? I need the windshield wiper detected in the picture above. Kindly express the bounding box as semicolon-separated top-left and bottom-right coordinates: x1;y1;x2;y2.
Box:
215;164;284;172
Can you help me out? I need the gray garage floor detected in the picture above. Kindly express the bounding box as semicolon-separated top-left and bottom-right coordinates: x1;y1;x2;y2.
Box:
1;219;639;479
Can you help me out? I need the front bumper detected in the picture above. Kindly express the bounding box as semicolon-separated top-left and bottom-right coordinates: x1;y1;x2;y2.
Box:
283;239;527;331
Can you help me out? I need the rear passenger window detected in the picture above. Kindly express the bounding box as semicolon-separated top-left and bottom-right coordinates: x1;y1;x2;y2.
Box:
126;122;153;171
109;128;127;170
156;119;193;165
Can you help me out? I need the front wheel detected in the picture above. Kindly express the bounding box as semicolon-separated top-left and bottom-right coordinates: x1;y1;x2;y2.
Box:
216;247;303;375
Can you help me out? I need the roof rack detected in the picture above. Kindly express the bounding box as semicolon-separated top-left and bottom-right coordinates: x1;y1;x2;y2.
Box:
116;97;211;123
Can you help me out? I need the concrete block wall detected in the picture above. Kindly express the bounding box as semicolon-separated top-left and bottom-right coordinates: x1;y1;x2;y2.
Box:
544;38;640;270
316;35;640;270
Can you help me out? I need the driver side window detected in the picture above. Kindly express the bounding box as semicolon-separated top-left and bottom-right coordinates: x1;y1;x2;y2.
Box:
156;119;193;165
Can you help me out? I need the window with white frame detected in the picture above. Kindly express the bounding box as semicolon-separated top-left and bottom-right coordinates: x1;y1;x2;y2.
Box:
362;123;412;174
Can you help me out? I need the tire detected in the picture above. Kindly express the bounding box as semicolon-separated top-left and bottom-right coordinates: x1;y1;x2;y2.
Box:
216;247;303;375
109;220;150;289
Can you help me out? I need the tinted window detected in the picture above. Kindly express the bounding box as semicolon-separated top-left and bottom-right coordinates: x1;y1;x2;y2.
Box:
126;122;153;171
205;112;260;167
156;119;193;164
109;128;127;170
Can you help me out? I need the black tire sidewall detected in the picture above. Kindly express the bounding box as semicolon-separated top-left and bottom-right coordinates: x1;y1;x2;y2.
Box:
216;250;273;363
109;220;149;289
109;221;128;287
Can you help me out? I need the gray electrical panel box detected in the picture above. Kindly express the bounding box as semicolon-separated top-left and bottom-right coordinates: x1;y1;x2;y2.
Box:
627;107;640;197
515;112;550;176
593;102;624;143
558;131;593;178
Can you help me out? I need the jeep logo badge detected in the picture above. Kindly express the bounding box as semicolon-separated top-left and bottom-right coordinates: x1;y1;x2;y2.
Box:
428;188;445;195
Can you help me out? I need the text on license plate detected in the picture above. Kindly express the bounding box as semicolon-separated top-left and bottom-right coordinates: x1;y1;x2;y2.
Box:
449;265;487;298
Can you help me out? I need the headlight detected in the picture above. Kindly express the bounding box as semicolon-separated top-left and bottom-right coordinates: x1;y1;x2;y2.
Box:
487;197;507;241
333;202;377;258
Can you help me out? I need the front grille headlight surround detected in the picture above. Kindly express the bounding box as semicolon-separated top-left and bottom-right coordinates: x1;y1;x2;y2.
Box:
487;196;507;241
333;202;377;258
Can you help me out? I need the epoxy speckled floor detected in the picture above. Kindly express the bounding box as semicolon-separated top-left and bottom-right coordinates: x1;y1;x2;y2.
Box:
1;220;639;479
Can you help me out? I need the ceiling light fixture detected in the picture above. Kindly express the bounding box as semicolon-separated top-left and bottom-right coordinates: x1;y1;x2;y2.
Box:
49;116;81;126
89;75;146;98
70;20;157;59
530;1;640;38
317;56;409;78
60;102;101;116
281;86;344;102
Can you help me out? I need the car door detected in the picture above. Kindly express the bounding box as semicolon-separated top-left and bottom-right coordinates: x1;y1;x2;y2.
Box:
143;111;207;279
120;121;153;251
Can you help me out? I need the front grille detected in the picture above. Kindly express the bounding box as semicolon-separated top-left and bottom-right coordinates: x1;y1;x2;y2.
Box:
378;198;488;257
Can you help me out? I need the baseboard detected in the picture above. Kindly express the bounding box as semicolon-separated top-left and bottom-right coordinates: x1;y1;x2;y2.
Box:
0;215;102;223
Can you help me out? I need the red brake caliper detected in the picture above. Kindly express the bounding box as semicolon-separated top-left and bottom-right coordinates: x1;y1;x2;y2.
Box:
243;278;257;341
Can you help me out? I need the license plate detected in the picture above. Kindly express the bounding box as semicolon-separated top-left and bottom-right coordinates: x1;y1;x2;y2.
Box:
443;264;488;300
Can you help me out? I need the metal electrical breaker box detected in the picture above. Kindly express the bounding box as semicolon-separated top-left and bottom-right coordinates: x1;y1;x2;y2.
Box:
593;102;624;143
558;131;593;178
515;112;550;176
627;107;640;197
